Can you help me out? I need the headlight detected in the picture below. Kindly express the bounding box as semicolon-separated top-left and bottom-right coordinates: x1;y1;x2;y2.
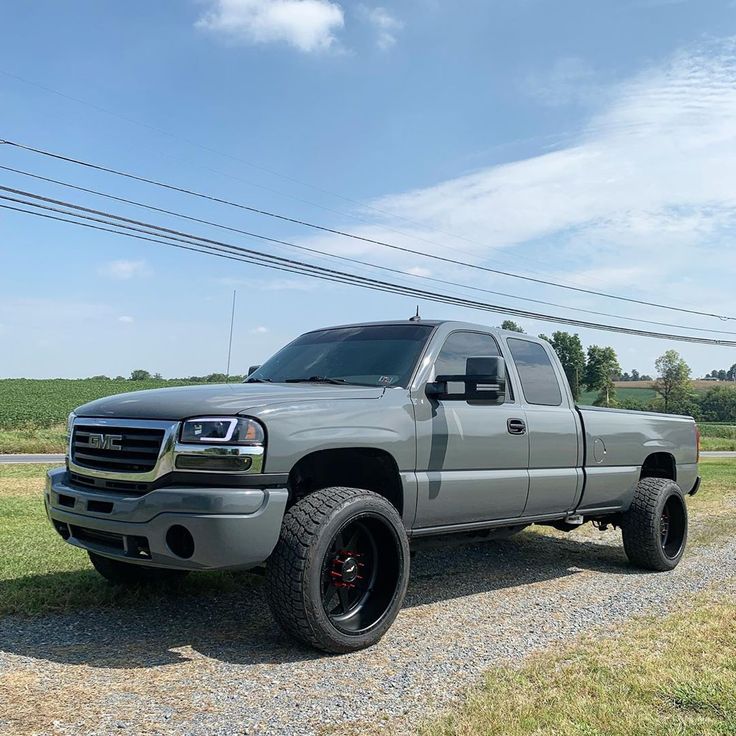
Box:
180;417;264;445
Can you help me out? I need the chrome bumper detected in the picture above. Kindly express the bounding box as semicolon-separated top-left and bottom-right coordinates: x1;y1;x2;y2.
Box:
45;467;288;571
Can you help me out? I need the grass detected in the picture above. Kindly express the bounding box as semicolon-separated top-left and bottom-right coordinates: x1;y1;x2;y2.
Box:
0;377;202;429
421;595;736;736
1;459;734;619
0;424;66;453
0;464;253;616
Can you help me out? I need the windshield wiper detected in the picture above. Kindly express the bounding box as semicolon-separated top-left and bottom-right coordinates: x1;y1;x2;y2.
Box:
284;376;349;384
245;377;272;383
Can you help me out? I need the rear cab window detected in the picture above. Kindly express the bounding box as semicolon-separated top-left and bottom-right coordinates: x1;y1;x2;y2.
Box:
507;338;562;406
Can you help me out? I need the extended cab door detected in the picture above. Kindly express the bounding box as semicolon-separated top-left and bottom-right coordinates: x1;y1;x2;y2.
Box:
504;337;583;516
412;329;530;529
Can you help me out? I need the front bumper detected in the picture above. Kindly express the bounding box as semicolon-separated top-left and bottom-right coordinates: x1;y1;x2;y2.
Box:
45;467;288;570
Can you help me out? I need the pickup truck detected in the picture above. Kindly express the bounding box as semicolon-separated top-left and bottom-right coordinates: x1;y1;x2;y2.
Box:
45;320;700;652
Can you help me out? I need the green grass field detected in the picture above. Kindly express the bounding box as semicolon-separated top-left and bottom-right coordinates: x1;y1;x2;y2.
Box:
579;386;658;404
422;596;736;736
1;459;734;617
0;378;203;429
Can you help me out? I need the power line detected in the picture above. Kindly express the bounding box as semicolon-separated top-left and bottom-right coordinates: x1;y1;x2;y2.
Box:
1;137;732;322
3;171;735;337
3;190;736;347
0;67;592;273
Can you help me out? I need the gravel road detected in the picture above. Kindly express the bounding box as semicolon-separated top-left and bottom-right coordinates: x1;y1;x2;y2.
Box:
1;528;735;736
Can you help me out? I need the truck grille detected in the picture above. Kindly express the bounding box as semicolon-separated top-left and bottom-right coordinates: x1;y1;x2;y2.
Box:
72;425;165;473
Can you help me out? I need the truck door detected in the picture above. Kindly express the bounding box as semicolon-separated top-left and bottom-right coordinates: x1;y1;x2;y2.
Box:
412;330;530;529
505;337;582;516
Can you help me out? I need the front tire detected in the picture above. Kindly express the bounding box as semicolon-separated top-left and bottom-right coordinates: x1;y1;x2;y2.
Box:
265;487;410;653
88;552;189;586
621;478;688;571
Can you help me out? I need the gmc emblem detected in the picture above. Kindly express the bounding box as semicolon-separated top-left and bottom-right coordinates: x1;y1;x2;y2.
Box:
88;433;123;451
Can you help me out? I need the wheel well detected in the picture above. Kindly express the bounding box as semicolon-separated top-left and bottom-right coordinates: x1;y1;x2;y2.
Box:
288;448;403;514
640;452;676;481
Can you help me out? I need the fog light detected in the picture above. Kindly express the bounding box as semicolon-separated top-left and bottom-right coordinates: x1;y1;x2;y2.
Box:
53;520;71;540
166;525;194;559
175;455;252;471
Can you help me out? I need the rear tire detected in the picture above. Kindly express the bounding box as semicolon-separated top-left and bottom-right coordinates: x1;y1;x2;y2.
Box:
621;478;688;571
88;552;189;586
265;487;410;653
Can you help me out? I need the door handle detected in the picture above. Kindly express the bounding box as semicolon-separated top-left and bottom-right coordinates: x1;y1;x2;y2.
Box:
507;418;526;435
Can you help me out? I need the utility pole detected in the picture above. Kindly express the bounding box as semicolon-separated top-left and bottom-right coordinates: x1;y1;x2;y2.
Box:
226;290;236;381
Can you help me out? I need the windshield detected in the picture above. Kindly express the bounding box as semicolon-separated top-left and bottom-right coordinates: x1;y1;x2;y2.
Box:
247;324;434;387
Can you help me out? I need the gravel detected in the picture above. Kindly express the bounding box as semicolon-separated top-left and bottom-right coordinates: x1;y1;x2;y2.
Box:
1;529;735;736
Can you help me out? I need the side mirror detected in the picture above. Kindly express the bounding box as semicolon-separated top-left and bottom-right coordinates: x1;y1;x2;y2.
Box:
426;356;506;403
247;365;261;377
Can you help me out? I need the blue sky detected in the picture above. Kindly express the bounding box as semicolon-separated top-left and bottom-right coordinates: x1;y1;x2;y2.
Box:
1;0;736;378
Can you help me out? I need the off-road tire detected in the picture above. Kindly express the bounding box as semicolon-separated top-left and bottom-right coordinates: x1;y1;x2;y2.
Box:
88;552;189;586
265;487;410;653
621;478;688;571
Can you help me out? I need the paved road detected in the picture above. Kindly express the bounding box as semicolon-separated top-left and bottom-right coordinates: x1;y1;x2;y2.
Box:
2;450;735;464
0;453;65;464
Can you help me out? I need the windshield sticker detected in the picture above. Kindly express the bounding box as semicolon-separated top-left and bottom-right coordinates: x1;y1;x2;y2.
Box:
379;375;398;385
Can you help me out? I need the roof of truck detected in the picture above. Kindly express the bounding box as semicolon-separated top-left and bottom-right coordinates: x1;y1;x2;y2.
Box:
307;319;540;338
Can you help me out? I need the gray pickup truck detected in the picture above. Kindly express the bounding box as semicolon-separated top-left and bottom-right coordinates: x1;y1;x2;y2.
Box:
46;320;700;652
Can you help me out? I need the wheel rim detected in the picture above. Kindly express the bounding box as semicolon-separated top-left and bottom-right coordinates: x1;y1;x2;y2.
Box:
660;494;686;559
321;514;402;635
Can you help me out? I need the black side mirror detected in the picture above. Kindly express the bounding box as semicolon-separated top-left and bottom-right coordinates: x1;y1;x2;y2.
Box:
426;356;506;403
247;365;261;377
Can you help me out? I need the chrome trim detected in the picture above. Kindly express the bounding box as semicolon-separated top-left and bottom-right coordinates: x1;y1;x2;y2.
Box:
173;443;264;473
69;417;265;482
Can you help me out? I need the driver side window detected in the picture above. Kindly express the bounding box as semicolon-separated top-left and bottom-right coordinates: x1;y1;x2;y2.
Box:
434;331;513;401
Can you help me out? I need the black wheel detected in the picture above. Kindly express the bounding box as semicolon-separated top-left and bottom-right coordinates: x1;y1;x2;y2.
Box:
265;487;410;653
621;478;688;571
88;552;189;586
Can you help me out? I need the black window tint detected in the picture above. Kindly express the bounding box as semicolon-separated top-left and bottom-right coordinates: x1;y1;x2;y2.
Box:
434;331;500;376
249;324;433;388
507;338;562;406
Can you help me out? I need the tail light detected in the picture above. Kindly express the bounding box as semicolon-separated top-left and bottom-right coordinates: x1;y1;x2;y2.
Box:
695;425;701;462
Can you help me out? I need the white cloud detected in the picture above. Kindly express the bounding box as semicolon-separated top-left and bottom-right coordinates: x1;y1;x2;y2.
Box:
359;5;402;50
293;38;736;372
406;266;431;277
524;56;602;107
118;315;134;324
250;325;269;334
196;0;345;53
98;259;149;280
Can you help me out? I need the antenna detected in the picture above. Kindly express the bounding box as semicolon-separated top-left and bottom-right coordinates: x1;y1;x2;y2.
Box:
409;305;421;322
226;289;237;380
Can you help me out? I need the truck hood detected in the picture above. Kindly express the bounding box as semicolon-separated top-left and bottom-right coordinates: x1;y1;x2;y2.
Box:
74;383;385;421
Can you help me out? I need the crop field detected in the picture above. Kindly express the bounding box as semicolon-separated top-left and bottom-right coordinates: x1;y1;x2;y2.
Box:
0;378;201;429
578;386;658;404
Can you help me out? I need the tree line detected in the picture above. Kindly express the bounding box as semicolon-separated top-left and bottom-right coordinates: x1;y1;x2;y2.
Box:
498;320;736;421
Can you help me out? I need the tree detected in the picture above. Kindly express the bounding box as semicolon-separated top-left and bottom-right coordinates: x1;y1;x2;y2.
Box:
500;320;525;333
654;350;691;413
631;368;640;381
640;374;653;381
130;369;152;381
729;364;736;382
585;345;621;407
699;385;736;421
718;369;728;381
547;331;586;401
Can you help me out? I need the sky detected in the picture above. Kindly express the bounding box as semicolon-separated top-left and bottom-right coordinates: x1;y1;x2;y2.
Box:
1;0;736;379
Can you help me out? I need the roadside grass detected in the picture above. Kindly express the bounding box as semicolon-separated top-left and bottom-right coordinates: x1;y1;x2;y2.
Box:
420;594;736;736
0;424;66;454
0;464;255;616
1;459;734;618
